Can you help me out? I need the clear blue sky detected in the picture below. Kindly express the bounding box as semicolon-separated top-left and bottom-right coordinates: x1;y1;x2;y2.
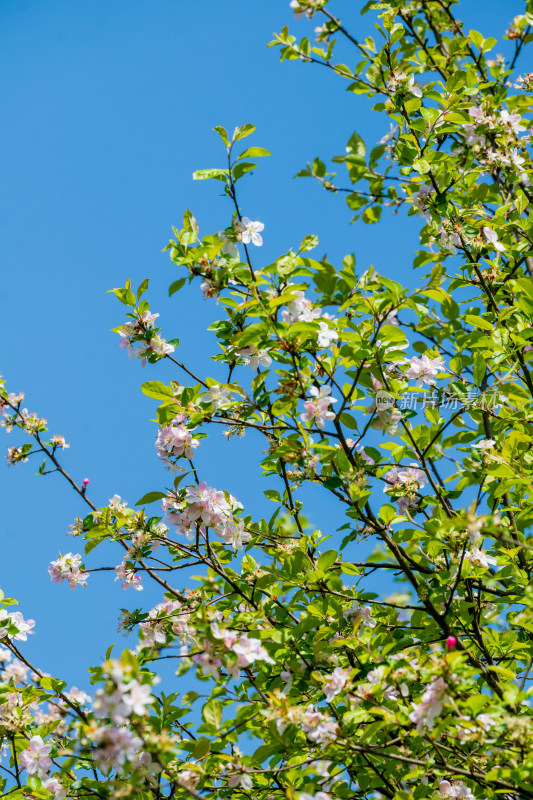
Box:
0;1;524;689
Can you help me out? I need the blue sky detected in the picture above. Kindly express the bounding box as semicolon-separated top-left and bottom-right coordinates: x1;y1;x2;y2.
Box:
0;1;524;689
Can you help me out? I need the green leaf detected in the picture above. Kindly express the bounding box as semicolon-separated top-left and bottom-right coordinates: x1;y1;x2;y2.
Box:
346;131;366;158
140;381;175;400
233;123;256;141
136;491;168;506
362;206;382;224
413;157;431;174
318;550;338;571
233;161;256;181
40;676;67;694
183;209;199;240
193;737;211;758
169;277;186;296
110;287;136;306
238;146;271;159
469;29;484;49
136;278;150;300
298;234;319;253
340;412;358;430
473;352;486;386
202;699;222;729
192;168;229;182
264;489;281;502
213;125;229;146
466;315;493;331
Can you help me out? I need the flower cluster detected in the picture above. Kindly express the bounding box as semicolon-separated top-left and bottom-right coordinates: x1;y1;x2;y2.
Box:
163;482;249;551
115;561;143;591
18;735;53;779
139;599;196;649
93;661;154;725
276;703;339;745
301;386;337;429
383;464;427;511
405;354;445;387
0;609;35;641
117;310;175;366
48;552;89;590
155;416;199;464
409;677;447;731
281;287;338;349
234;217;264;247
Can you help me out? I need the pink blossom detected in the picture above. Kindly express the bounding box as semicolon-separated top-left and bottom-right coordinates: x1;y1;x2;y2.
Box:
140;600;181;646
177;770;201;791
317;321;338;348
301;386;337;429
43;777;67;800
464;547;497;569
184;482;232;526
0;610;35;641
384;464;426;491
109;494;128;513
281;289;322;324
445;636;457;649
18;735;52;778
343;602;377;629
193;648;222;679
218;519;252;552
482;226;505;253
323;667;350;702
290;0;314;20
211;621;238;648
439;780;475;800
409;677;447;731
406;354;445;387
65;686;91;705
92;726;143;774
228;773;253;790
115;562;143;591
121;680;154;716
412;184;433;222
48;553;89;590
300;704;338;744
201;384;232;409
468;106;492;126
1;660;29;684
439;230;461;255
370;406;402;435
235;217;264;246
237;346;272;369
356;446;375;466
500;109;525;134
155;421;199;461
473;438;495;452
232;635;275;668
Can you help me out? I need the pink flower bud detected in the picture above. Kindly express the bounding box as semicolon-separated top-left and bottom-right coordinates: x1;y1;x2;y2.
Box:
82;478;90;486
445;635;457;649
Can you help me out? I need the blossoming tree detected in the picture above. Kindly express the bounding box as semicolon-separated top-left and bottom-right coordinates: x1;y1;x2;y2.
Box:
2;1;533;799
